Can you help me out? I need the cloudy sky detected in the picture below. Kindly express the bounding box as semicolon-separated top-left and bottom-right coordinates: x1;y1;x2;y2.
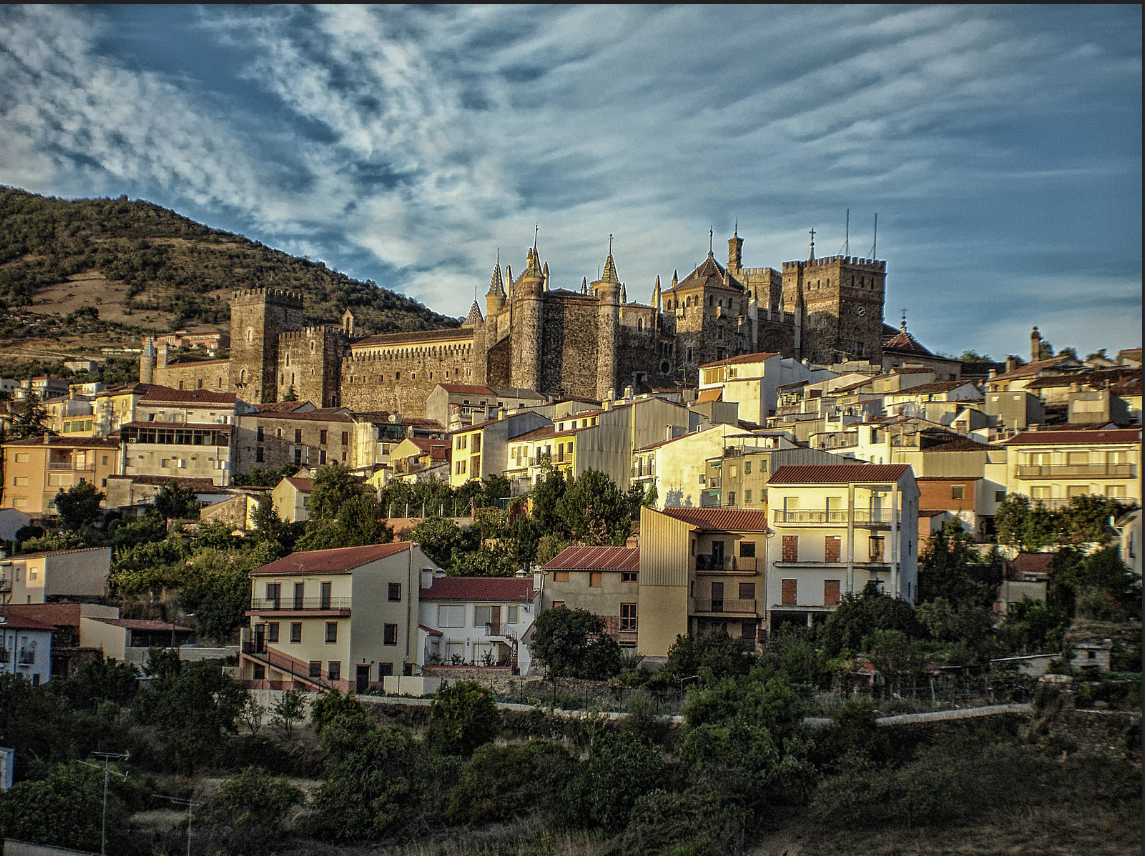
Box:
1;5;1140;359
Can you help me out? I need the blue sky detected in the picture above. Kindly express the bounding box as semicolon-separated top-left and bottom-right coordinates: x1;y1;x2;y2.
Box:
1;5;1140;360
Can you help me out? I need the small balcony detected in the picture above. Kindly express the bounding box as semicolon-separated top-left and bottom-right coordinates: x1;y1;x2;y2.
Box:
247;597;351;616
773;509;893;529
47;461;95;471
695;555;757;572
690;598;758;616
1015;464;1135;480
17;649;34;666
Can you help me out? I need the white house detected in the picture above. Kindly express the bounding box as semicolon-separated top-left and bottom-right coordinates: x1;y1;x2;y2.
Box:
0;613;53;686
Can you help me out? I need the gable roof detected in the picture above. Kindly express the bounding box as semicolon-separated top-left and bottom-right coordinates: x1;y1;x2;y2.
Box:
283;477;315;492
660;507;771;532
251;542;411;575
699;351;779;370
420;576;535;602
671;255;745;293
883;327;935;356
988;355;1079;382
769;463;912;485
90;617;193;632
543;546;640;571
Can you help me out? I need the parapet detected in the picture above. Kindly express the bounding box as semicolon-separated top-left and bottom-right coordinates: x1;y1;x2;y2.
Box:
231;288;306;308
782;256;885;271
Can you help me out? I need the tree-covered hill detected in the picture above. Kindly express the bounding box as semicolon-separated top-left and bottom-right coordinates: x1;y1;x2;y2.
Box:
0;186;458;336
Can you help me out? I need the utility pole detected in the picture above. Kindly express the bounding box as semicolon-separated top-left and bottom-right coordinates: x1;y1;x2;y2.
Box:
165;795;203;856
80;751;129;856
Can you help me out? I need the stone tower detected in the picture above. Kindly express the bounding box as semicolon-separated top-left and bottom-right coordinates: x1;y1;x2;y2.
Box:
139;338;156;385
229;288;305;404
782;250;886;365
593;251;621;400
510;247;544;391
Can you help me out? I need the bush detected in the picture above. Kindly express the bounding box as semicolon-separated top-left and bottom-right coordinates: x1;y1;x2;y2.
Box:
426;681;501;758
445;740;574;825
603;787;747;856
563;730;665;832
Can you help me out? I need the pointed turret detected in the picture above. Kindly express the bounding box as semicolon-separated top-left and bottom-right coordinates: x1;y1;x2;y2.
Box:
487;261;506;297
524;245;543;278
581;277;588;294
486;259;507;316
463;300;484;327
671;270;679;289
652;275;661;310
542;261;550;291
600;252;620;284
620;283;627;303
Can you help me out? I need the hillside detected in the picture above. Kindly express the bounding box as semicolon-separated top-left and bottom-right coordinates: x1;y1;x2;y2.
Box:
0;186;458;361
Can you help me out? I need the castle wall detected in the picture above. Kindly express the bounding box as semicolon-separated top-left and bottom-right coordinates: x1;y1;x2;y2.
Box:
229;289;305;404
783;256;885;365
538;294;599;401
341;335;474;418
152;360;230;394
277;327;343;407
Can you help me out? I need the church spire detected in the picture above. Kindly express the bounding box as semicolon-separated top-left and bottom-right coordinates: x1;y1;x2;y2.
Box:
652;275;661;309
671;269;679;289
581;276;588;294
600;237;620;284
487;257;506;297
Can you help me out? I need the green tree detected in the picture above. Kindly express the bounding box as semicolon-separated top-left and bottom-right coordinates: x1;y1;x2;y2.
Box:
426;681;501;757
9;392;48;439
556;469;632;544
563;730;664;832
178;549;257;642
271;689;307;738
530;606;621;680
54;481;105;532
660;630;757;686
528;462;568;534
307;463;367;520
153;479;201;518
1058;494;1133;546
995;494;1058;552
251;494;287;544
445;740;574;825
203;767;306;856
819;582;924;658
410;516;475;567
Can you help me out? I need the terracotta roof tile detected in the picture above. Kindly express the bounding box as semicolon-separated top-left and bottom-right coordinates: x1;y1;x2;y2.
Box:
883;328;935;356
543;546;640;571
1003;428;1141;446
660;507;772;532
698;351;780;370
251;542;411;575
0;614;55;631
140;388;237;405
420;576;535;601
769;463;911;485
284;477;315;492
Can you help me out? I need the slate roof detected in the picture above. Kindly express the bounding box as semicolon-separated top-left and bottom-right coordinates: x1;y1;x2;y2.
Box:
769;463;911;485
660;507;772;532
251;542;411;575
543;546;640;571
420;576;535;602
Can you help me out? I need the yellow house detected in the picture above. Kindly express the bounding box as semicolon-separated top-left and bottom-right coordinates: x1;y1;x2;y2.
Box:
637;506;771;659
1;437;121;516
449;412;551;489
271;476;313;523
1001;427;1141;509
240;541;438;693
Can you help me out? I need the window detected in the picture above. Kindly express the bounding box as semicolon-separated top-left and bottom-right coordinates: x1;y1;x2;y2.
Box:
554;570;569;582
319;450;327;465
289;622;302;643
253;664;266;680
294;429;302;444
589;572;603;587
951;485;965;500
995;490;1007;502
378;662;394;679
620;603;637;631
621;571;638;582
1106;485;1126;498
388;582;402;602
438;605;464;627
781;579;797;605
309;661;321;679
265;583;281;609
474;605;500;630
325;622;338;643
824;580;841;606
383;623;398;645
341;432;349;445
738;582;755;600
328;662;340;682
256;447;264;463
824;536;841;563
728;491;736;506
320;430;328;444
266;622;280;643
781;535;798;563
294;582;305;609
746;490;753;503
320;582;332;609
552;601;565;609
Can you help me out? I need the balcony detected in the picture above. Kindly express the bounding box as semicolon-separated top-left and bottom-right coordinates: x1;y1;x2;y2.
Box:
690;598;758;616
17;649;34;666
47;461;95;471
0;649;9;664
695;555;757;572
0;578;10;593
773;509;892;528
248;597;351;616
1015;464;1135;479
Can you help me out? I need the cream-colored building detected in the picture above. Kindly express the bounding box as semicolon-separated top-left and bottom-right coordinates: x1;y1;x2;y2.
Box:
765;463;919;631
450;411;552;489
699;351;836;424
0;436;121;516
637;506;770;659
271;476;313;524
632;423;741;510
240;541;438;693
1000;427;1141;509
0;546;111;606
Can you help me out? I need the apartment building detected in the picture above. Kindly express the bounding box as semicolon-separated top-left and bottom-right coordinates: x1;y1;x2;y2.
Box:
450;411;552;489
1000;427;1141;509
0;436;120;516
698;351;836;424
241;541;438;693
765;463;919;631
0;613;53;686
702;439;842;510
233;408;357;474
0;546;111;605
637;506;771;658
425;383;547;431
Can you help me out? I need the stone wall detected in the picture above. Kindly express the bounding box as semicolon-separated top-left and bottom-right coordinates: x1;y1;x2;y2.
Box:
277;327;343;407
341;333;474;417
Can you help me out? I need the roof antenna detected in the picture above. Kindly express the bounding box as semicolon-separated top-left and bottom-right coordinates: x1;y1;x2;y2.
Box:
842;209;849;256
870;213;878;259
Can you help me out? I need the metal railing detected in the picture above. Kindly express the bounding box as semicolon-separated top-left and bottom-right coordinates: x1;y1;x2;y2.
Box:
1016;463;1135;479
773;508;892;526
241;640;332;692
249;597;351;612
690;598;758;615
17;649;34;665
695;555;757;571
47;461;95;471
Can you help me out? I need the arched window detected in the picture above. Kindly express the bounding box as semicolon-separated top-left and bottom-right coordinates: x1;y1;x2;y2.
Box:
239;369;246;384
247;328;254;344
637;318;643;332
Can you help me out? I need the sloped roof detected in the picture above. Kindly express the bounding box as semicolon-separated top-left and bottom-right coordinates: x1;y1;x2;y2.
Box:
140;388;236;406
9;546;110;561
0;614;55;631
438;384;496;395
2;436;119;448
988;355;1078;381
699;351;780;370
769;463;911;485
543;546;640;571
257;400;315;413
90;617;193;632
251;542;411;575
106;475;222;491
671;254;745;292
283;477;315;492
1003;428;1141;446
883;327;935;356
660;507;772;532
420;576;535;602
695;388;723;404
886;381;979;396
249;410;353;423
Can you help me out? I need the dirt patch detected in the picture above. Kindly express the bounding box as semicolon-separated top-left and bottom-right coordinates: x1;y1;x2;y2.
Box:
32;270;173;329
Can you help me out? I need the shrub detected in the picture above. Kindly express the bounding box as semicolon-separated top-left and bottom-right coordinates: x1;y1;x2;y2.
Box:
427;681;501;758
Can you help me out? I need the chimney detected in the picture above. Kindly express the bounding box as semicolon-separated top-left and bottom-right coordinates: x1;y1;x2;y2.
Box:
623;385;633;400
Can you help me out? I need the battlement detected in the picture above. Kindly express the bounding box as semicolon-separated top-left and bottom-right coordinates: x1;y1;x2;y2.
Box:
782;256;885;272
230;287;306;308
738;267;782;277
279;326;338;341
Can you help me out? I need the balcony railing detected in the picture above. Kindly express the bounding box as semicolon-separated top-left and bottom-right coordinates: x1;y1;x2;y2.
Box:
17;649;34;665
47;461;95;471
1016;464;1135;479
249;597;351;612
773;509;892;527
690;598;758;615
695;555;757;572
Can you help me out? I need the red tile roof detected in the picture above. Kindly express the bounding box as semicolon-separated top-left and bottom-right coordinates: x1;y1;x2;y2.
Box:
1003;428;1141;446
284;477;315;492
0;613;55;631
660;507;772;532
256;401;315;413
512;426;557;442
886;381;979;396
988;355;1078;381
3;436;120;448
1;603;84;628
698;351;779;370
1003;552;1054;581
248;410;354;423
882;328;935;356
140;388;237;406
251;542;411;575
437;384;495;395
543;546;640;571
90;618;193;632
420;576;535;601
768;463;912;485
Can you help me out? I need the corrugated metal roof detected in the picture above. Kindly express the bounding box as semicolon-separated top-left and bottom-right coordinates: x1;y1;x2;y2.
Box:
660;507;772;532
420;576;535;601
768;463;912;485
543;546;640;571
251;542;411;575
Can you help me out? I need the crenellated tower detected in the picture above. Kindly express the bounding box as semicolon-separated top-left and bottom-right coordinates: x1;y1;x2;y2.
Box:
229;288;305;404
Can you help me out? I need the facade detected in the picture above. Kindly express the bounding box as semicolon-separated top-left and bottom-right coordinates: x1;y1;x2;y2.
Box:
0;437;120;516
241;542;437;693
637;506;771;658
0;547;111;606
765;463;920;631
540;546;641;649
418;572;539;673
1001;428;1141;509
702;443;846;510
271;476;313;524
0;613;53;686
450;411;552;489
233;409;357;474
138;231;890;420
698;352;837;424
